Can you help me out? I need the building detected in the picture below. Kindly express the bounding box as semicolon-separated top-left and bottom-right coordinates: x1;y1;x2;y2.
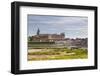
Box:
28;28;88;49
31;28;65;42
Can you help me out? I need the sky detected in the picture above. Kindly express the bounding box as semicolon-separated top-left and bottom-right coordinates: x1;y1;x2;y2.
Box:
28;15;88;38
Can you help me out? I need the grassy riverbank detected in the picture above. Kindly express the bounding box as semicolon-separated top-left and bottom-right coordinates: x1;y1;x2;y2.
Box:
28;48;88;61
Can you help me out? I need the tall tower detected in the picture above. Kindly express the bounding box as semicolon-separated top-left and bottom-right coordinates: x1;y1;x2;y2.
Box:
60;32;65;38
37;28;40;35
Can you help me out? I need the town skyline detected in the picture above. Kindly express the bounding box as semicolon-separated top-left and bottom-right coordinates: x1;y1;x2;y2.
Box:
28;15;88;38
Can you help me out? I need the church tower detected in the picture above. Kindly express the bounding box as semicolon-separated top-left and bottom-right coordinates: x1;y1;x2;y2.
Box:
60;32;65;38
37;28;40;35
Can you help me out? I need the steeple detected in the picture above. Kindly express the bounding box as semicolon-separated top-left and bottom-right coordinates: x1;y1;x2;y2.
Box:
37;28;40;35
60;32;65;38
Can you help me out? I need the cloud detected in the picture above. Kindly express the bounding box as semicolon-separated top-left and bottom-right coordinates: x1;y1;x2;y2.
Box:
28;15;88;38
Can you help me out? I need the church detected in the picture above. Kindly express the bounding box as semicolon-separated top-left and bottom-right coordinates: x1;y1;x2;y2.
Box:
31;28;66;42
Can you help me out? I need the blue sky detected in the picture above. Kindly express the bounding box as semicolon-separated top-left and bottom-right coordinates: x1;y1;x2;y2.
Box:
28;15;88;38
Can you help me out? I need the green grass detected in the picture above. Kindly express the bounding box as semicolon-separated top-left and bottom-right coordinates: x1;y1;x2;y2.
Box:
28;48;88;61
28;42;67;49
